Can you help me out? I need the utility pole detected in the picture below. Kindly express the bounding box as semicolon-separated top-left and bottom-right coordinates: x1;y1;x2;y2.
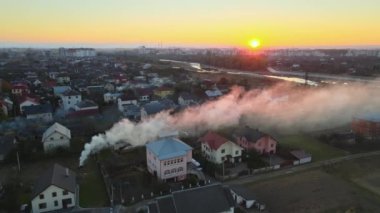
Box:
304;70;309;86
16;151;21;172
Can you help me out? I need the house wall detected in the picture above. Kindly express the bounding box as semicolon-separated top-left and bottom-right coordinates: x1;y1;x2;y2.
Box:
31;185;75;213
146;149;190;181
61;95;81;111
202;141;243;164
26;113;53;122
236;136;277;154
43;132;70;152
230;190;255;209
118;99;138;112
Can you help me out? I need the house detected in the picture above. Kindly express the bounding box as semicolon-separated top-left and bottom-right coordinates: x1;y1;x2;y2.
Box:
122;104;141;120
19;96;40;113
117;93;138;112
154;86;174;98
42;123;71;152
60;89;82;111
86;85;104;95
178;92;198;107
31;164;76;213
0;136;16;162
205;89;222;99
232;126;277;154
56;73;70;84
53;86;71;96
103;92;121;104
290;150;312;165
146;137;193;181
11;83;30;96
141;101;171;119
135;88;153;102
23;103;53;122
67;100;99;117
199;132;243;164
145;183;235;213
104;82;115;92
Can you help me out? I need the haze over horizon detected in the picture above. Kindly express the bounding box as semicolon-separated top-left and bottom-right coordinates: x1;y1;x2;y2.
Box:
1;0;380;49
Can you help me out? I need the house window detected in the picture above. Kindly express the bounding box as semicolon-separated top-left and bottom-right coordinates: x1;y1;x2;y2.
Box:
68;96;71;99
52;192;57;197
68;101;70;104
60;136;64;139
39;194;44;199
39;203;47;209
171;168;176;173
63;190;68;195
178;167;183;172
221;157;225;161
221;149;225;154
271;144;274;147
50;137;54;141
164;170;170;175
235;150;239;155
54;200;58;206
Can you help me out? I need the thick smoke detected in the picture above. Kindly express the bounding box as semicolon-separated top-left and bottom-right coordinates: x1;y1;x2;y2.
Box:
79;82;380;165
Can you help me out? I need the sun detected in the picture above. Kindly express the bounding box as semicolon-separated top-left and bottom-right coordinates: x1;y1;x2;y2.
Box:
249;39;261;49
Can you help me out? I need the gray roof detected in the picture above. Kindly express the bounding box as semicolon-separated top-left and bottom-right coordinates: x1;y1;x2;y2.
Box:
32;164;76;198
62;89;81;96
143;101;170;115
233;126;266;143
228;184;257;200
76;100;98;108
290;150;312;160
149;184;235;213
23;103;53;115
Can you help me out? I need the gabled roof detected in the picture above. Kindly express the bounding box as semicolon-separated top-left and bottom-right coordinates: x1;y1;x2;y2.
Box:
233;126;266;143
23;103;53;115
42;122;71;142
146;137;192;160
290;150;312;160
142;101;170;115
149;183;235;213
200;131;229;150
75;100;98;109
32;164;76;198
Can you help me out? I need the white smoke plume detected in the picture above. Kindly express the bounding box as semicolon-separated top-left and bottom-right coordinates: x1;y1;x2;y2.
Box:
79;82;380;165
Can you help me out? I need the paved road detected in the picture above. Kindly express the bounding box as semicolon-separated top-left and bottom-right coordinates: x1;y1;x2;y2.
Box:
226;150;380;185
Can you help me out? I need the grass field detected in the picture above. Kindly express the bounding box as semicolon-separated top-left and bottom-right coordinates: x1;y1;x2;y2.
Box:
79;159;109;207
279;134;347;161
244;155;380;213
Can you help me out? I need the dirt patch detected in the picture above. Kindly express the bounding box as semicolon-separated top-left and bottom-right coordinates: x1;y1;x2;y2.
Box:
246;170;380;213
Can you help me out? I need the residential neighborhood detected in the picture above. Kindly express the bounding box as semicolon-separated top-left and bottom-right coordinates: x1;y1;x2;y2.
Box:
1;47;380;213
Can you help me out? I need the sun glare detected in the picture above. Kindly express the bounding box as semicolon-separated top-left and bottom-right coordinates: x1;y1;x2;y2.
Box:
249;39;261;49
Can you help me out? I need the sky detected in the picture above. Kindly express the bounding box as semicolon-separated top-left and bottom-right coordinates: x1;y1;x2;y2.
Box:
1;0;380;48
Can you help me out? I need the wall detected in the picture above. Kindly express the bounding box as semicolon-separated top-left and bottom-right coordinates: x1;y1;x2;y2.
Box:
31;185;75;213
43;132;70;152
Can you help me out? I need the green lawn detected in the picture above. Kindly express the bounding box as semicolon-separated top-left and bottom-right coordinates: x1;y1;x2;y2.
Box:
279;134;347;161
79;159;109;207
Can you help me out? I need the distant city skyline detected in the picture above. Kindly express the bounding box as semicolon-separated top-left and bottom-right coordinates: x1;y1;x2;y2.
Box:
1;0;380;49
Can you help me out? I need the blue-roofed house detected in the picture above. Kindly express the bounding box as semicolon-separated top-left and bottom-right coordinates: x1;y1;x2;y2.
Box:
146;137;193;181
53;86;71;96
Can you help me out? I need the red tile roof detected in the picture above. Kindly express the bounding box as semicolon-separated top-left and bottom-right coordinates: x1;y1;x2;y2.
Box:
200;131;229;150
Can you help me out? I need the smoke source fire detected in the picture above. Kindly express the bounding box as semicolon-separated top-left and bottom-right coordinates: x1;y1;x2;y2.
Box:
79;82;380;166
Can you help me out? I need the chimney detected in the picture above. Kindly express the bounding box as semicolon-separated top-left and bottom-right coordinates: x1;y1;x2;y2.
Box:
65;168;69;177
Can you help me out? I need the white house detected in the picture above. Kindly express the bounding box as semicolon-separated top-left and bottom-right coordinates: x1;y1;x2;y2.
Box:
42;123;71;152
31;164;76;213
60;89;81;111
103;92;121;104
117;94;138;112
199;131;243;164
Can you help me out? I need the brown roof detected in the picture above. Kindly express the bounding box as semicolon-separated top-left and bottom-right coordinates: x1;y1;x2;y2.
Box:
200;131;229;150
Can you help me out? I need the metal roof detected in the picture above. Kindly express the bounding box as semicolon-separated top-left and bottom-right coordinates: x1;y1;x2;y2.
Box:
146;137;192;160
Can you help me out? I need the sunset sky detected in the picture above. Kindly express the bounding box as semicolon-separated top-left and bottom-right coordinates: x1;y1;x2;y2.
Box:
1;0;380;48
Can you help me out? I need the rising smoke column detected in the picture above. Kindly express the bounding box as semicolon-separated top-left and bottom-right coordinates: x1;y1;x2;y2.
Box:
79;82;380;165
